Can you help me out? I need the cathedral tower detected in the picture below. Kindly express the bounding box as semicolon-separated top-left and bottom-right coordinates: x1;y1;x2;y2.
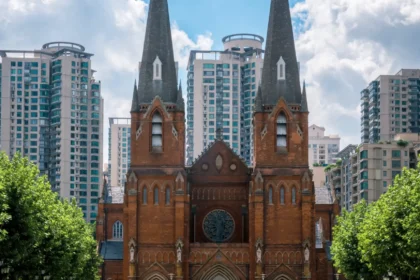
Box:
124;0;187;278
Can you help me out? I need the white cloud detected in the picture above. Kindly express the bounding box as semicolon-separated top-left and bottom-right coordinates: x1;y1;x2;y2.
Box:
293;0;420;147
0;0;213;163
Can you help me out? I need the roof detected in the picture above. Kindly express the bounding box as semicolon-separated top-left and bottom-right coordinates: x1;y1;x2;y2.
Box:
315;185;333;204
100;241;123;260
133;0;179;110
260;0;302;106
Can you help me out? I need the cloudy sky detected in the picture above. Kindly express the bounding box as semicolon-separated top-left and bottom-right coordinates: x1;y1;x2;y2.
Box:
1;0;420;162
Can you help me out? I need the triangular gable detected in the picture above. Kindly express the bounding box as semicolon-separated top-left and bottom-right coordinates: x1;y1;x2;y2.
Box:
190;140;249;176
265;263;300;280
191;249;246;280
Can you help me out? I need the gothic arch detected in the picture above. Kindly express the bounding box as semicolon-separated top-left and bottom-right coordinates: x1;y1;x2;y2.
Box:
143;272;167;280
273;275;293;280
200;264;238;280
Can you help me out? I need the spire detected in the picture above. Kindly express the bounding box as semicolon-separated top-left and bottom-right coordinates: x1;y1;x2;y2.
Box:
254;85;263;113
131;80;138;112
261;0;301;106
136;0;178;106
176;81;185;112
301;81;308;112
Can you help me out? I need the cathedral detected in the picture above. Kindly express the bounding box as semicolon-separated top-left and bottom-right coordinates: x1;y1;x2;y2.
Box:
96;0;339;279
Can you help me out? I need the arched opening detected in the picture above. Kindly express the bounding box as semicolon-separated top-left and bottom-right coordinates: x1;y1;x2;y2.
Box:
152;112;163;151
268;186;273;205
154;187;159;205
143;187;148;205
280;187;285;205
292;187;296;204
277;113;287;150
200;264;238;280
165;187;171;205
112;221;123;240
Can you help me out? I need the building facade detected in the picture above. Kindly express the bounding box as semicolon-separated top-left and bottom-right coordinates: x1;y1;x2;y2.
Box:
96;0;339;279
326;141;413;212
108;117;131;188
0;42;104;223
186;34;265;165
361;69;420;144
308;125;340;167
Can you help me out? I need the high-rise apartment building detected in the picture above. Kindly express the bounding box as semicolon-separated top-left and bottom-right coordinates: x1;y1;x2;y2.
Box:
0;42;104;223
186;34;265;165
308;124;340;166
361;69;420;143
326;139;415;212
108;117;131;188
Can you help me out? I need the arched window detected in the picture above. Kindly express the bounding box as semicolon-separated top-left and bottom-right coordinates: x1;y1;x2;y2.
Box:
154;187;159;205
277;113;287;148
280;187;285;205
268;186;273;204
152;113;163;149
112;221;123;240
292;187;296;204
142;187;148;204
165;187;170;205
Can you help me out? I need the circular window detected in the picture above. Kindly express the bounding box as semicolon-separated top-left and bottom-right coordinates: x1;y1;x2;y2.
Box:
203;209;235;242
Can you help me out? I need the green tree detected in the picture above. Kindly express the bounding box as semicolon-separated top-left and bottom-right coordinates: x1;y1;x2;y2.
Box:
331;201;375;280
359;165;420;279
0;153;101;279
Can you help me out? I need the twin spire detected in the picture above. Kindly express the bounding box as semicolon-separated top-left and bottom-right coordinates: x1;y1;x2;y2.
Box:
259;0;306;110
131;0;181;112
131;0;307;114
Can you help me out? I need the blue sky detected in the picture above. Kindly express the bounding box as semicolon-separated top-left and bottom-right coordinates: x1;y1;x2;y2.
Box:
1;0;420;162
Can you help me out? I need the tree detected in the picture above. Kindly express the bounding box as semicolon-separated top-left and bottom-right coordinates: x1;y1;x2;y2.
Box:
331;201;375;280
0;153;102;279
359;164;420;279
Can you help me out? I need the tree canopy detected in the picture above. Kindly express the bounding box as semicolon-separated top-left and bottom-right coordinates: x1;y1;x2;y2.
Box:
332;163;420;280
359;165;420;279
0;153;101;279
331;201;374;280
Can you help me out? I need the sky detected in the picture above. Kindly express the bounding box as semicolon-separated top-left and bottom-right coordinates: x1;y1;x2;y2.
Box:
1;0;420;163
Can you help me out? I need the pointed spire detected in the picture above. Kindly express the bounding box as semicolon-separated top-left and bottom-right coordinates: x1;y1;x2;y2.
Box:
176;80;185;112
136;0;178;105
254;85;263;113
301;81;308;112
261;0;301;106
131;79;138;112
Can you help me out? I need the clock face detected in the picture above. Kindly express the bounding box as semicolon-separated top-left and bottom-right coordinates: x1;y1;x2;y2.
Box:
203;209;235;243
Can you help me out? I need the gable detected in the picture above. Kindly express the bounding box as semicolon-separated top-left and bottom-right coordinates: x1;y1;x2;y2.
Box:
189;140;249;177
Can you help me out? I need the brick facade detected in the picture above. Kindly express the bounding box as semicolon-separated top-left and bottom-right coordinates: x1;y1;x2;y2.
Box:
96;1;339;279
96;97;339;280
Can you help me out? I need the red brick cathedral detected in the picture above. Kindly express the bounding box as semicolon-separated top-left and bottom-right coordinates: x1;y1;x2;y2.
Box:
96;0;339;279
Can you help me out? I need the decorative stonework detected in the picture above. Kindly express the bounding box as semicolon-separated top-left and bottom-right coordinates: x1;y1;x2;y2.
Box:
203;209;235;242
215;154;223;171
230;163;237;171
202;163;209;171
128;238;137;264
136;123;143;140
261;124;268;139
128;171;137;183
172;124;178;140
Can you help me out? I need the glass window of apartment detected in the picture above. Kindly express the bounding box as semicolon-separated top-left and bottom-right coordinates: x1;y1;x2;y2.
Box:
203;63;214;69
383;161;387;167
383;171;387;177
392;160;401;168
383;181;387;188
383;150;387;157
392;171;400;179
392;150;401;158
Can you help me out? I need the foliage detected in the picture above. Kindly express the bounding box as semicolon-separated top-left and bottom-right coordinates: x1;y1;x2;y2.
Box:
397;139;409;147
324;164;337;172
0;153;102;279
331;201;374;280
336;159;343;166
313;163;321;167
359;164;420;279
